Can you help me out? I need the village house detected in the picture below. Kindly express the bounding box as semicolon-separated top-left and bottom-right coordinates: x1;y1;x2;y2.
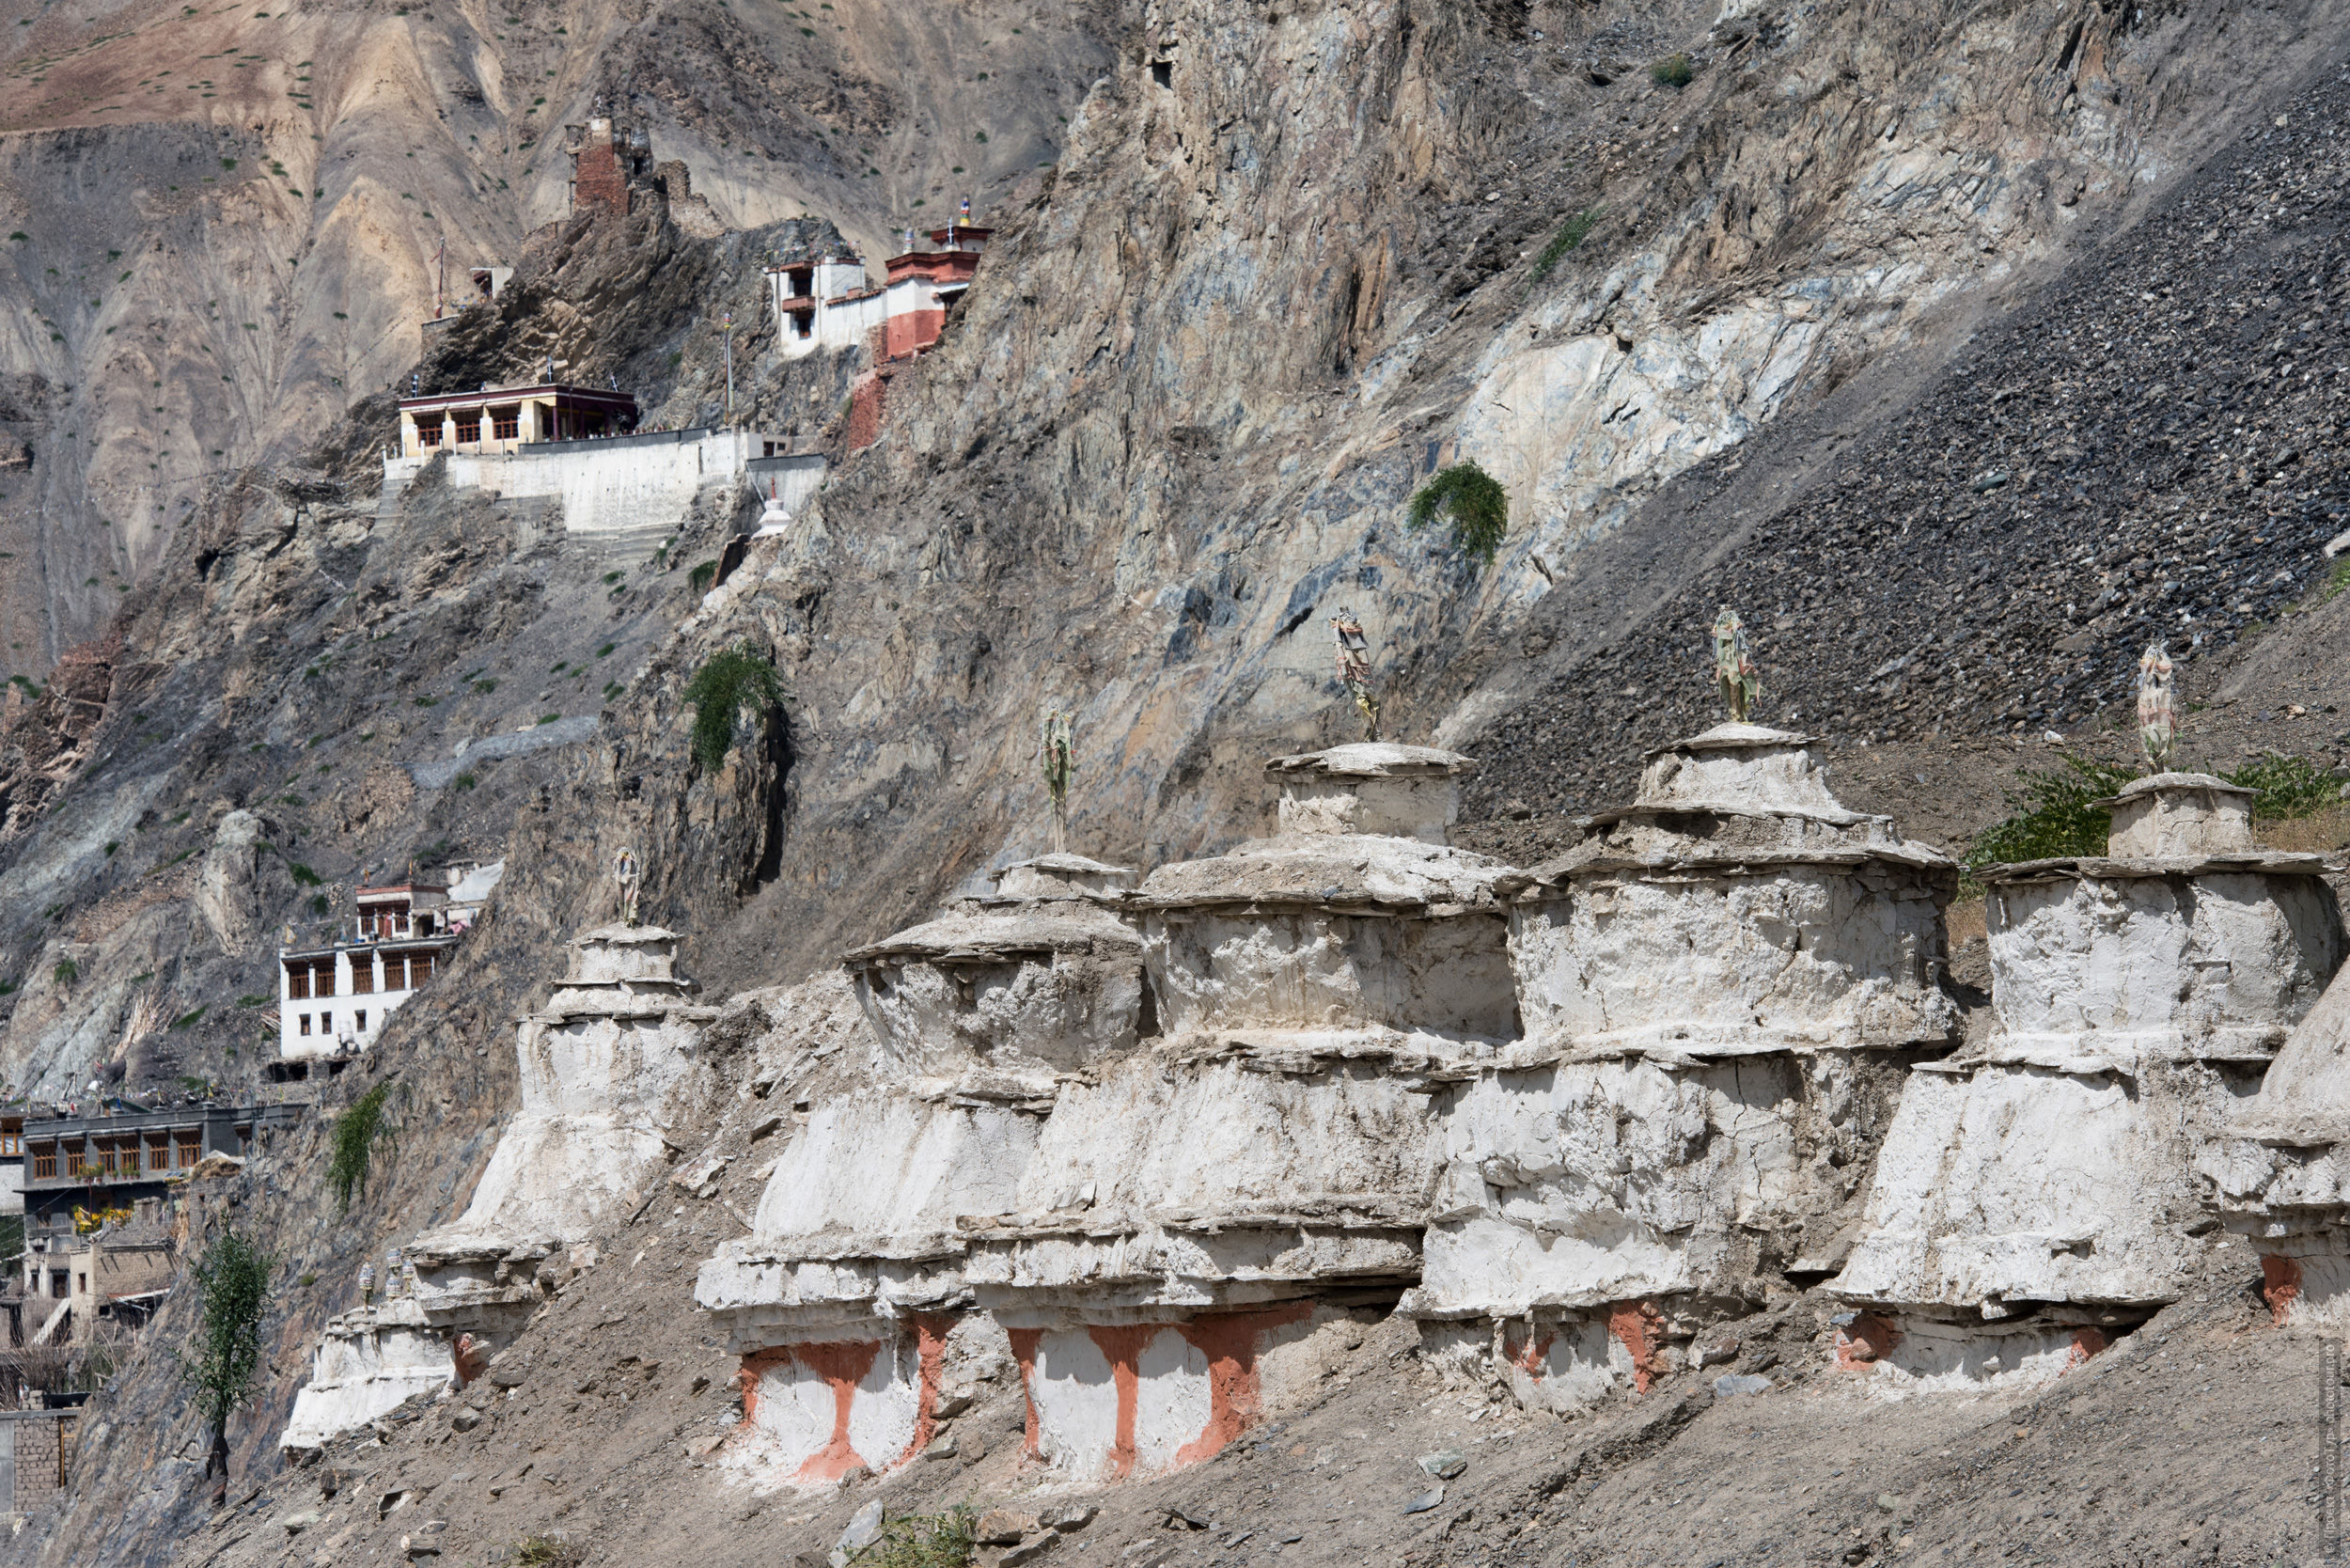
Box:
0;1108;24;1227
274;862;503;1073
57;1202;173;1344
420;253;514;340
380;118;858;544
16;1104;302;1342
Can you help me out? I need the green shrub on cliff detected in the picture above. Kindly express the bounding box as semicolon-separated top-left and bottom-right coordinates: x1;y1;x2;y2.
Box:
1407;462;1510;567
329;1080;395;1213
854;1508;979;1567
684;646;785;776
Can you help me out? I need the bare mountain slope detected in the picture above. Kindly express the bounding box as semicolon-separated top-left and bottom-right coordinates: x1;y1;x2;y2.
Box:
0;0;1117;670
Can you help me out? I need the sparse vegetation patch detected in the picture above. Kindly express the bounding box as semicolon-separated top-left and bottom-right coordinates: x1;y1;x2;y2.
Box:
1965;754;2136;869
1531;208;1601;279
2226;753;2342;823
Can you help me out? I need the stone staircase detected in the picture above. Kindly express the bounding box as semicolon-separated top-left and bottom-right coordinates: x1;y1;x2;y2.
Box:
573;514;678;569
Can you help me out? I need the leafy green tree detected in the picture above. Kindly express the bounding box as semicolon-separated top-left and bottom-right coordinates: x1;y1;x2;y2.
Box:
180;1226;273;1495
1407;462;1511;567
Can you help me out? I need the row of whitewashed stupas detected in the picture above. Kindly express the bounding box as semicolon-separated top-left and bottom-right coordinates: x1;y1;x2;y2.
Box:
283;724;2350;1489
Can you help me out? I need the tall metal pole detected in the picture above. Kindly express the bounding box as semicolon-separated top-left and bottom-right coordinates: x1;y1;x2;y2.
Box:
2325;1338;2343;1563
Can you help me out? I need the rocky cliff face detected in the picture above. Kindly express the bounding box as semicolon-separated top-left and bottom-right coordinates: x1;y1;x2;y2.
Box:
654;0;2350;983
0;1;2348;1565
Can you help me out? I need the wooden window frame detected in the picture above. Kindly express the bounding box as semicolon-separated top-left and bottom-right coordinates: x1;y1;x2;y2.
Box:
490;406;520;441
62;1142;84;1178
174;1132;200;1168
415;421;442;447
147;1135;169;1173
350;956;375;995
287;963;309;1001
30;1144;55;1180
311;960;337;997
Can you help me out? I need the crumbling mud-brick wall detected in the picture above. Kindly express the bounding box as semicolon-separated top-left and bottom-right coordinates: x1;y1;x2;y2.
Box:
1;1411;77;1510
846;369;890;453
571;136;630;216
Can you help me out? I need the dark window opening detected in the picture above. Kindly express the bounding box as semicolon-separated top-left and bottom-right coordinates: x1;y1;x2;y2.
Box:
1151;59;1172;88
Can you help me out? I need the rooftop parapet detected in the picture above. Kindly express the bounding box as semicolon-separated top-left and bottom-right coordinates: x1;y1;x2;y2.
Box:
541;924;700;1017
842;895;1145;1075
565;923;683;985
1632;722;1843;817
2202;964;2350;1330
2231;967;2350;1152
1499;725;1957;1062
1123;746;1502;923
1964;795;2334;1069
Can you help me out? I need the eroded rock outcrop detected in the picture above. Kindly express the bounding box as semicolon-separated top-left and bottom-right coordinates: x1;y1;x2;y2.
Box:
1405;725;1959;1412
1834;775;2342;1389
